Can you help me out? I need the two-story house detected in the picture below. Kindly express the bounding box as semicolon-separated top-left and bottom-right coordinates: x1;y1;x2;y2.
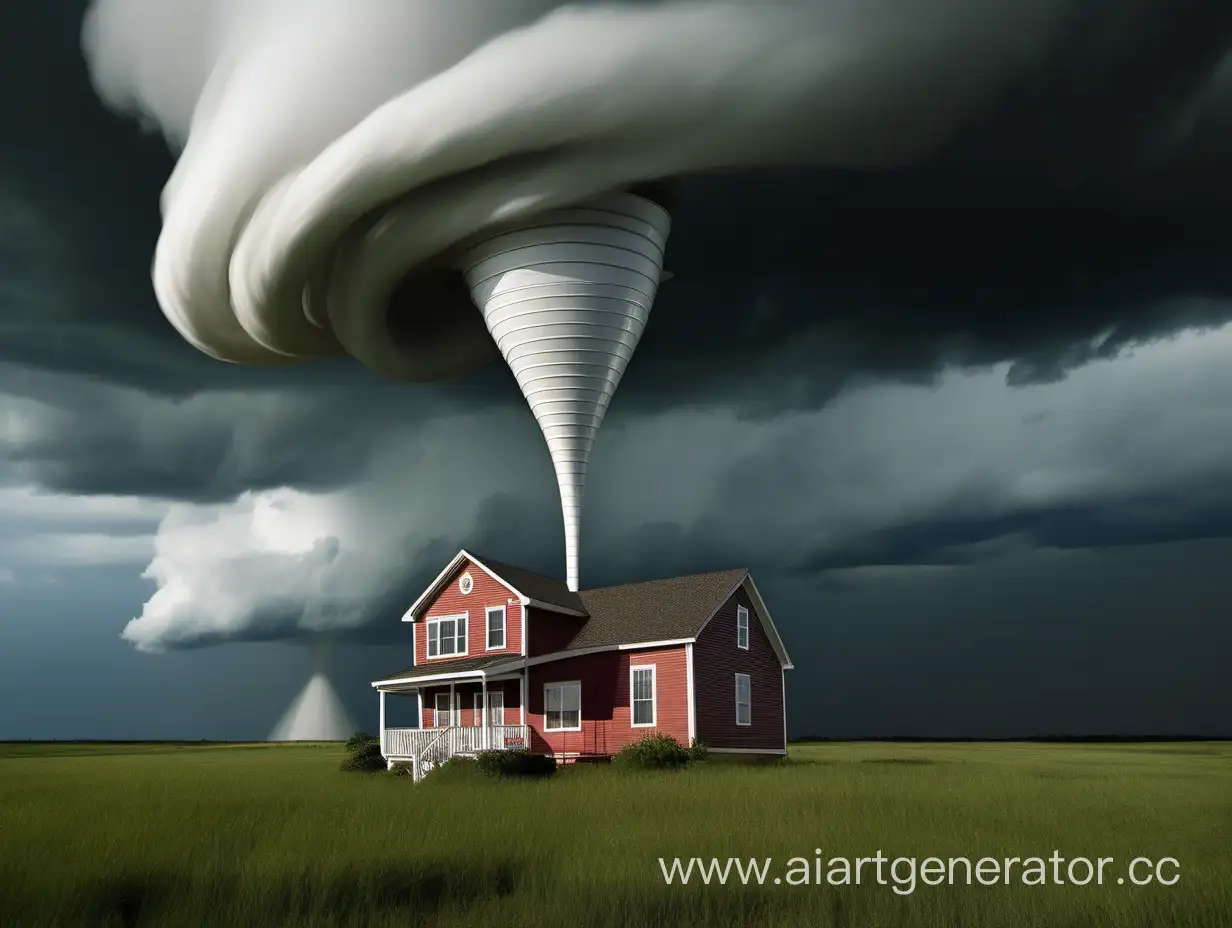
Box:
372;550;793;779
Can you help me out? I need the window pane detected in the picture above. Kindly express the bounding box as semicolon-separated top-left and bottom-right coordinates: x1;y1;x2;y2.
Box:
736;675;751;724
546;709;561;730
563;709;580;729
489;694;504;726
488;608;505;648
562;684;580;712
457;619;467;652
546;686;561;712
633;699;653;725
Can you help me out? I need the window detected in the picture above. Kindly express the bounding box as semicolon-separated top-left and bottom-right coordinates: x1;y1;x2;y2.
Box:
486;606;506;650
630;665;656;727
544;682;581;731
426;614;468;658
487;692;505;727
736;605;749;650
434;692;452;728
735;673;751;726
471;691;505;726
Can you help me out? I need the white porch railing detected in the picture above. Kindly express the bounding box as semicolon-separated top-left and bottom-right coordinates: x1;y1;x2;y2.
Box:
382;725;531;781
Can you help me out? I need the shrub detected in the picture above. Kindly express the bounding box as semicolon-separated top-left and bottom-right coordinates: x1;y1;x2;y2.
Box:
689;739;708;762
340;740;385;772
475;749;557;779
424;755;482;783
612;733;692;771
345;731;376;752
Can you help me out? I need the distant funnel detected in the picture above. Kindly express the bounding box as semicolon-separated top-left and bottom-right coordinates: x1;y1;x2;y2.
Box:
460;192;670;591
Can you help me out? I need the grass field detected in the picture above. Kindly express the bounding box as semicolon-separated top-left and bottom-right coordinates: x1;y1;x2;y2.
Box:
0;741;1228;927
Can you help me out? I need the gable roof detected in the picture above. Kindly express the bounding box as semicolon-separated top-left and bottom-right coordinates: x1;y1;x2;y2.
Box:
402;549;587;621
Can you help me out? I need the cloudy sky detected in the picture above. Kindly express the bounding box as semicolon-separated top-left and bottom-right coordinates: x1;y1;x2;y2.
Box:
2;0;1230;740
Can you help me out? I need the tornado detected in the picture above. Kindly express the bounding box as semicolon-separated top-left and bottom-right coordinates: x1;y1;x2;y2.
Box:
83;0;1071;588
460;192;670;589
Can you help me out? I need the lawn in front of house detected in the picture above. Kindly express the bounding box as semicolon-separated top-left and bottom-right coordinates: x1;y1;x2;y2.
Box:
0;740;1227;927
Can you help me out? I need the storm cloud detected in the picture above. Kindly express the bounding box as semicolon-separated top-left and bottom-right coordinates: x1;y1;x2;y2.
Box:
3;1;1232;657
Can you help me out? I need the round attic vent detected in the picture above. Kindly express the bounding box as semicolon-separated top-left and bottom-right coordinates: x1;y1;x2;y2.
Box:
459;572;474;595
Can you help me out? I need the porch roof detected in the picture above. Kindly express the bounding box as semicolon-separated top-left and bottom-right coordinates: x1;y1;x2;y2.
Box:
372;653;520;687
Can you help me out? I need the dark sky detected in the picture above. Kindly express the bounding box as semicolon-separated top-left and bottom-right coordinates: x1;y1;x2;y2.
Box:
1;1;1230;740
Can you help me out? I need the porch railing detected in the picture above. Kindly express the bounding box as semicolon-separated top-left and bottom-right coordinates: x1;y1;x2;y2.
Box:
382;725;531;781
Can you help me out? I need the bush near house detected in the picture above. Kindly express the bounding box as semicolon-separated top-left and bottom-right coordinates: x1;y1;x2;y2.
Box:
340;736;384;772
344;732;376;752
423;755;483;783
474;749;557;779
612;733;693;770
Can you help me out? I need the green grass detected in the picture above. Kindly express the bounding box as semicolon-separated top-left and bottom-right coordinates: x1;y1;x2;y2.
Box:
0;741;1228;927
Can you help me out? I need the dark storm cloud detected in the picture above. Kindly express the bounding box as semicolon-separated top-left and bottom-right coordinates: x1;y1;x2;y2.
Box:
4;1;1232;415
0;364;522;502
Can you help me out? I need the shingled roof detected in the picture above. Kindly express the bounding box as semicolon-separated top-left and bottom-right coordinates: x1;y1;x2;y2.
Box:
570;568;749;649
373;653;516;684
469;555;749;649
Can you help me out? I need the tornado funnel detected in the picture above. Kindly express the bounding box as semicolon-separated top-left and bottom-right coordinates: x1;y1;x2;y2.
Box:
460;192;671;591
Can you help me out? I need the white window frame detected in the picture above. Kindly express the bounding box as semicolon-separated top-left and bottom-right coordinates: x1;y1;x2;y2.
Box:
629;665;657;727
434;692;452;728
425;613;469;659
486;605;506;651
470;691;505;727
735;673;751;727
736;605;750;650
487;691;505;727
543;681;582;732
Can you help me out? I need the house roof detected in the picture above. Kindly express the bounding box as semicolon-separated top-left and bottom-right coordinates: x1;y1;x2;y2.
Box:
570;569;749;649
466;552;587;615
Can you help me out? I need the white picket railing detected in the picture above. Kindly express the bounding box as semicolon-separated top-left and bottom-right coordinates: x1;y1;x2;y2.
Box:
382;725;531;782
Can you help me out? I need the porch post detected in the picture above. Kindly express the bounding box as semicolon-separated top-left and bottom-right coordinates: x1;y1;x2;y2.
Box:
481;677;488;747
449;681;456;727
520;669;527;726
416;688;422;729
379;689;387;768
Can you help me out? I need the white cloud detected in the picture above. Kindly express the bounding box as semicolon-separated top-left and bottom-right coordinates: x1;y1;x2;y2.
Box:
120;407;544;651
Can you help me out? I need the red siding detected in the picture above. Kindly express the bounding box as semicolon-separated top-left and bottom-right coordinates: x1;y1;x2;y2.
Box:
526;606;584;656
414;559;524;664
419;679;522;729
693;585;786;753
526;646;689;756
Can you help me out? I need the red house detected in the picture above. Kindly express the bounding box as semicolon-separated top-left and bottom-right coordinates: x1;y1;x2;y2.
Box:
372;550;793;779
